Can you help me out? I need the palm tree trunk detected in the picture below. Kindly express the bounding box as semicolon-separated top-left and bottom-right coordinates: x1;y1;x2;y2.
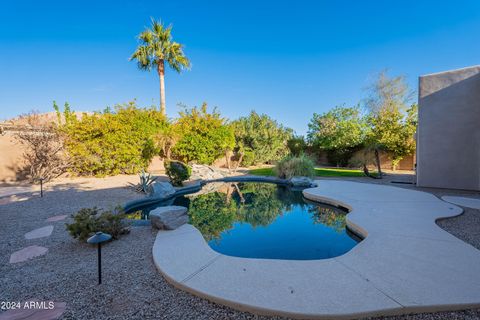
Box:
157;60;166;115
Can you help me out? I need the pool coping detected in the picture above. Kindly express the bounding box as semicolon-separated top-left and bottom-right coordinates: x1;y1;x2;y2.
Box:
152;180;480;319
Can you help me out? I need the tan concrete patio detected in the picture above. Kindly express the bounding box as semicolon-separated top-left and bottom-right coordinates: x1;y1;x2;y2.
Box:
152;180;480;319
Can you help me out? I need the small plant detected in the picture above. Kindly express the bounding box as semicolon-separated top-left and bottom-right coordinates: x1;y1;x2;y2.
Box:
66;207;130;242
165;160;191;186
274;154;315;179
129;170;157;193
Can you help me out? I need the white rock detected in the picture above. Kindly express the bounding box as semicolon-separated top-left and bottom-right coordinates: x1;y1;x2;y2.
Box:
148;181;176;198
150;206;188;230
190;164;228;181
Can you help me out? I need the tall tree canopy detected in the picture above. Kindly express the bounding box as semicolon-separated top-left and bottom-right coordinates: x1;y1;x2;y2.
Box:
307;105;366;166
130;18;190;115
231;111;293;166
364;71;417;170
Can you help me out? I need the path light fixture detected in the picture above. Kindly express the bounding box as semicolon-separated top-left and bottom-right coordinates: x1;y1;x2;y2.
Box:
87;232;112;284
39;178;44;197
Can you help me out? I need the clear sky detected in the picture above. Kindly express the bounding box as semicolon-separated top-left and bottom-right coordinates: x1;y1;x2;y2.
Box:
1;0;479;134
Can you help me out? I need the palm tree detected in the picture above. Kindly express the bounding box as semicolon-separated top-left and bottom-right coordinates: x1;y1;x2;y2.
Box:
130;18;190;115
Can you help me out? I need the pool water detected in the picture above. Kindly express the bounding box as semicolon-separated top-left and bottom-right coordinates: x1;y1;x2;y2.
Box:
128;182;359;260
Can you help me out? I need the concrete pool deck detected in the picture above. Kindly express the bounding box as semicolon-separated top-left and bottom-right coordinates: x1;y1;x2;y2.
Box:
152;180;480;319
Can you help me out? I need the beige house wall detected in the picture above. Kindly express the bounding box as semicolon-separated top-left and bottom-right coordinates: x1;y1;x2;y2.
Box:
0;133;25;182
416;65;480;191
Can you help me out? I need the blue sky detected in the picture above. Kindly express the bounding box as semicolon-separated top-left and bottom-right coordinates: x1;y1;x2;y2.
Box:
1;0;479;134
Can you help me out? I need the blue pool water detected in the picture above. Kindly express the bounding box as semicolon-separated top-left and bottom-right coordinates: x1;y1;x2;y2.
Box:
128;182;359;260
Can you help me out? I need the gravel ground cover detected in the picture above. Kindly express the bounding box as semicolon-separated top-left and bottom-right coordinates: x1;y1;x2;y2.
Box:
1;174;479;320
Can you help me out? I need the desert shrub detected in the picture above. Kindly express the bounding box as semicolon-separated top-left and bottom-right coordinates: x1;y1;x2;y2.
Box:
231;111;292;166
172;103;235;164
287;135;307;156
165;160;191;186
56;101;168;176
66;207;130;242
274;154;315;179
13;112;69;183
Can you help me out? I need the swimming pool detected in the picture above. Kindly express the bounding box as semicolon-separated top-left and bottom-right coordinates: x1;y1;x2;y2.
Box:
127;182;359;260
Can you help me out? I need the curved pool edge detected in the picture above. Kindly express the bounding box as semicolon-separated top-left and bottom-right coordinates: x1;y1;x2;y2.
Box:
152;180;480;319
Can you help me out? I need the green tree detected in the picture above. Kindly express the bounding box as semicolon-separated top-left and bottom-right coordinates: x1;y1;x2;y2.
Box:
231;111;293;166
287;135;307;156
367;104;417;170
172;103;235;164
364;71;417;171
130;18;190;115
307;106;366;166
57;101;168;176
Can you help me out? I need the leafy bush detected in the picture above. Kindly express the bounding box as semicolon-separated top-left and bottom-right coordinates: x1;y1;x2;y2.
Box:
165;160;191;186
307;106;366;166
66;207;130;242
56;101;168;176
128;170;157;193
172;103;235;165
287;135;307;157
154;124;181;160
231;111;292;166
274;154;315;179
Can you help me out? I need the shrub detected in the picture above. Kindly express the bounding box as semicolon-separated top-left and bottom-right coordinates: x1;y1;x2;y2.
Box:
165;160;191;186
13;111;70;183
66;207;130;242
56;101;168;176
172;103;235;165
287;135;307;157
128;170;157;193
274;154;315;179
231;111;292;166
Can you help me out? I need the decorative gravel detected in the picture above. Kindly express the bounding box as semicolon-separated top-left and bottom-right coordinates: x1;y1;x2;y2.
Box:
1;175;479;320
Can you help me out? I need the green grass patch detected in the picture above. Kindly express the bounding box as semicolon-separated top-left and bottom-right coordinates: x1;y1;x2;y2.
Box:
249;167;369;177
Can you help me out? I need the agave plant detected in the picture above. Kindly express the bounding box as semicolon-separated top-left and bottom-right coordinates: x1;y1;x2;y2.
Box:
129;170;157;194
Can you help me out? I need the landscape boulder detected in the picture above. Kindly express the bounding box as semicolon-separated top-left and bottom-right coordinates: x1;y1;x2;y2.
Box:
150;206;189;230
190;164;228;181
148;181;176;199
289;176;316;188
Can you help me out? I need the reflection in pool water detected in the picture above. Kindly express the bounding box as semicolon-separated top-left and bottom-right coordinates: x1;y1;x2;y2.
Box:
128;182;359;260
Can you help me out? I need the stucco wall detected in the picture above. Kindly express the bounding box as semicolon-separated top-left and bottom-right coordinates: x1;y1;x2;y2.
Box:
416;65;480;191
0;133;25;182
